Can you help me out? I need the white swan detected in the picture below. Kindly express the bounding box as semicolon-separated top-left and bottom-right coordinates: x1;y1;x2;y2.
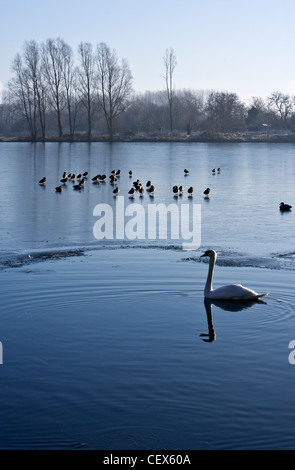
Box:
200;250;268;300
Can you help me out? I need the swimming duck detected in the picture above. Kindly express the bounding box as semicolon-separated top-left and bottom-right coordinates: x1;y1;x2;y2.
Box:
204;188;211;197
184;169;189;175
39;177;46;184
113;187;120;195
280;202;292;211
55;186;63;192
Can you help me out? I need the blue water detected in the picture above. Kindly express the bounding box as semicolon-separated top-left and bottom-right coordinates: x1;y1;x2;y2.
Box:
0;142;295;449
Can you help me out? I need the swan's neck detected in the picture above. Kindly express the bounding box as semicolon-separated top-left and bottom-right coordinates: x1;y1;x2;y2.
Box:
204;254;216;295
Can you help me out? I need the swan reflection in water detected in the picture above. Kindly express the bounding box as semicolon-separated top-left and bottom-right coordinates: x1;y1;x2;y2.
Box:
200;297;267;342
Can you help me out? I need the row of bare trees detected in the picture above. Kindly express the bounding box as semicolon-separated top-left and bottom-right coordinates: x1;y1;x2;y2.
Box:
6;38;133;141
1;39;295;140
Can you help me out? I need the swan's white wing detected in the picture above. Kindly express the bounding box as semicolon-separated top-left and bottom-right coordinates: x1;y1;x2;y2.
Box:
207;284;267;300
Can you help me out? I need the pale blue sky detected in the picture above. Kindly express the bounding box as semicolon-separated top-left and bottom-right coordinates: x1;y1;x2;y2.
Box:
1;0;295;103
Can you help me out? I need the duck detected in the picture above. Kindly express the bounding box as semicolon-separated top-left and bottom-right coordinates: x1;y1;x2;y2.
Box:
212;169;216;174
203;187;211;197
201;249;268;300
39;177;46;184
60;177;68;184
83;171;88;177
184;169;189;175
280;202;292;212
113;187;120;195
148;185;155;196
146;180;152;188
73;184;83;190
116;169;121;176
134;182;142;191
92;175;100;183
188;186;194;196
128;187;135;197
179;186;184;194
139;187;144;196
109;175;117;183
129;170;133;176
173;185;179;194
55;186;63;192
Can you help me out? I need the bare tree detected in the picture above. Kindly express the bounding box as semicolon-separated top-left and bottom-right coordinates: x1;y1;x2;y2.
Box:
95;43;133;141
246;96;275;130
178;89;205;134
42;38;68;138
77;42;95;141
163;47;177;133
22;40;47;139
206;91;246;134
268;91;293;122
61;43;78;140
10;48;41;140
0;89;15;134
10;53;34;138
122;91;167;133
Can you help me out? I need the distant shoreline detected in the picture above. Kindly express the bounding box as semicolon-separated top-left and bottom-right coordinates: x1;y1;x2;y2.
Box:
1;131;295;144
